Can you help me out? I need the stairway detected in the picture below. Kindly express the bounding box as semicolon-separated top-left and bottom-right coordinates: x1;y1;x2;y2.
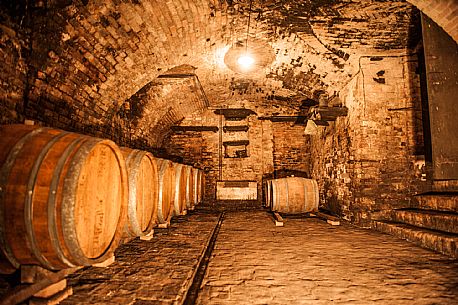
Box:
371;193;458;259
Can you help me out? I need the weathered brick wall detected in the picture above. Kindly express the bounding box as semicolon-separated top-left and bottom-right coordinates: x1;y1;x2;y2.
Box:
164;98;308;205
272;122;310;174
309;55;429;225
0;14;27;124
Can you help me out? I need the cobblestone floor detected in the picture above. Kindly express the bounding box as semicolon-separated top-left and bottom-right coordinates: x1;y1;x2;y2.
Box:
196;211;458;305
61;212;219;305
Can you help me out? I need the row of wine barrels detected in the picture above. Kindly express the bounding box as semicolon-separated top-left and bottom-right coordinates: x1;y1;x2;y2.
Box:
0;125;128;273
121;149;203;235
0;125;206;274
265;177;319;214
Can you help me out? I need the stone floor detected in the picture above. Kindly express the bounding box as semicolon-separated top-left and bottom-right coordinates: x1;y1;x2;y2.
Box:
1;210;457;304
61;212;219;305
197;211;458;305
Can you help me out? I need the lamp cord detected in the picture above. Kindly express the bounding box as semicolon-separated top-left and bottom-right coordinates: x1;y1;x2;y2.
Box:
245;0;253;53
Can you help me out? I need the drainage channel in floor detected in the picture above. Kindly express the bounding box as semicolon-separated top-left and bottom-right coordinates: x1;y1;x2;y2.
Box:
182;211;225;305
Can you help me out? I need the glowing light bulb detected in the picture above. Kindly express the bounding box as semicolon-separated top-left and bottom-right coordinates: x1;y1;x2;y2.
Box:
237;55;255;68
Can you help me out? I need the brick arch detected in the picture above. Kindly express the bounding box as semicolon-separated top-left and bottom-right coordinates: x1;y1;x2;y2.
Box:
407;0;458;43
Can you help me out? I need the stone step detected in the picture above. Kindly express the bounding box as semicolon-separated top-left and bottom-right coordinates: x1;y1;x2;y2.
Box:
371;220;458;258
390;209;458;234
414;192;458;212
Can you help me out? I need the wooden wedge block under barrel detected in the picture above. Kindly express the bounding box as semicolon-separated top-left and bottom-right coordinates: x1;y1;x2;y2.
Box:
270;177;319;214
121;148;159;239
0;125;128;273
157;159;176;223
172;163;188;216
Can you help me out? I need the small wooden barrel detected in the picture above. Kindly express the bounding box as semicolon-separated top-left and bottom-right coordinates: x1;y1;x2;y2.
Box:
271;177;319;214
0;125;128;273
172;163;188;216
185;166;196;210
157;159;176;223
121;148;158;238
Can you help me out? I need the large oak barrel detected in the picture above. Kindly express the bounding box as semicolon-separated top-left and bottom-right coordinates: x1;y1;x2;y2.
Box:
172;163;188;216
157;159;176;223
0;125;128;273
271;177;319;214
121;148;158;238
185;166;196;210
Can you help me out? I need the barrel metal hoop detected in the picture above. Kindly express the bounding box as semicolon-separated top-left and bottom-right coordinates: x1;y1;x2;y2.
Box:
127;151;144;236
25;130;69;270
61;137;103;265
313;179;319;211
174;164;184;215
157;159;169;223
193;169;199;205
271;181;277;211
185;167;192;209
48;135;86;268
266;181;271;208
145;154;158;231
303;179;308;212
285;179;289;212
0;127;44;269
63;138;124;265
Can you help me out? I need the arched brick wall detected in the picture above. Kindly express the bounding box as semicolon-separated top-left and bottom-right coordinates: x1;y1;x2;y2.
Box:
0;0;438;150
408;0;458;43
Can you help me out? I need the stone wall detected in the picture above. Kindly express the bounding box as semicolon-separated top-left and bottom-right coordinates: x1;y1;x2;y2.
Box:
309;55;430;225
164;99;309;206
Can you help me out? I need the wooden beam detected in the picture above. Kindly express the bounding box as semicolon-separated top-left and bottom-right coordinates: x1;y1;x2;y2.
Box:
315;211;341;226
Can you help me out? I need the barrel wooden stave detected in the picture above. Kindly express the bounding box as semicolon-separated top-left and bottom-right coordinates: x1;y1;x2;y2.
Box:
121;148;158;238
0;125;128;272
271;177;319;214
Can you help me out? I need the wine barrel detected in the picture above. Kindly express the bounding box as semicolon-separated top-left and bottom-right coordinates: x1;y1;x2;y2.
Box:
121;148;158;238
185;166;196;210
271;177;319;214
172;163;188;216
0;125;128;273
157;159;176;223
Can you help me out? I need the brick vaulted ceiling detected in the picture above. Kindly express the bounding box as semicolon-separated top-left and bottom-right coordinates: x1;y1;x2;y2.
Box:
0;0;456;147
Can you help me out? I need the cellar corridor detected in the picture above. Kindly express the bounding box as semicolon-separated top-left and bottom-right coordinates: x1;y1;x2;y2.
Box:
1;0;458;303
53;210;457;305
